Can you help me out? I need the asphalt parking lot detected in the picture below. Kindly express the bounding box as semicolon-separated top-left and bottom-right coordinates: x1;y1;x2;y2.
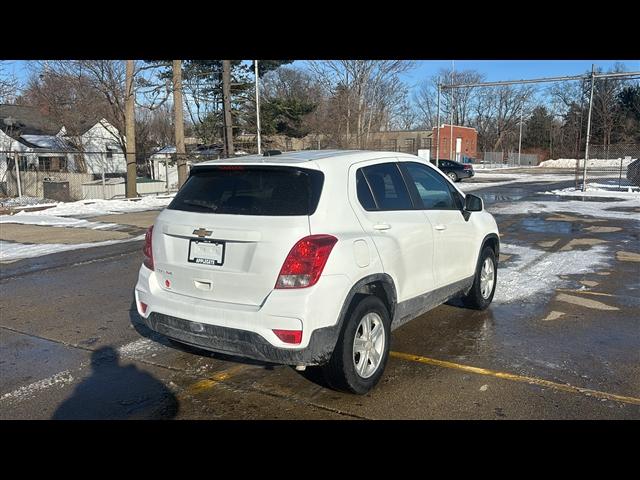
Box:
1;174;639;419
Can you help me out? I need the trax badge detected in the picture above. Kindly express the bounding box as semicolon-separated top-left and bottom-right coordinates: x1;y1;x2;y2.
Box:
193;228;212;238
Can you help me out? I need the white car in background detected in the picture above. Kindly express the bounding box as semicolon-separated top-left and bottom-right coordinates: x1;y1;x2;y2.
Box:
135;150;499;394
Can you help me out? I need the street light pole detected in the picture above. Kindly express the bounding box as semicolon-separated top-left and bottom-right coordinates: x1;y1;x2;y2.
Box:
254;60;262;155
582;64;596;192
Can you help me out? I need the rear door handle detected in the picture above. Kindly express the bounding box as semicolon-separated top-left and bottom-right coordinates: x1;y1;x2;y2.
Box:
373;223;391;231
434;224;447;231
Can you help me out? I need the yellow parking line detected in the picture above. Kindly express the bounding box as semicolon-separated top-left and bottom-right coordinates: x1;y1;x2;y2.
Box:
390;351;640;406
184;364;249;396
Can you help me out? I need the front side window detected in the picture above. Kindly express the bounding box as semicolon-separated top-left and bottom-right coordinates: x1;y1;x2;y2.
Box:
402;162;456;210
360;162;413;211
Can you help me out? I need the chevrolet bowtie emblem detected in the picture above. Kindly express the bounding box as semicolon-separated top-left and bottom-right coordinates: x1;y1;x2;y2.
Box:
192;228;212;238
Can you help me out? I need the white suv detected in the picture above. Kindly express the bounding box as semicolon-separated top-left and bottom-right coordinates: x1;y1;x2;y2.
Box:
135;150;499;394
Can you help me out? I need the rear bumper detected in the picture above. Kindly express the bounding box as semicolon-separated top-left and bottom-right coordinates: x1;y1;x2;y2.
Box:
134;265;351;366
142;312;339;365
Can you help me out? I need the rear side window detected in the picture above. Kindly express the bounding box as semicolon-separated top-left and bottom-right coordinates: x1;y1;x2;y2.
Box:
360;163;413;211
356;169;376;210
168;166;324;216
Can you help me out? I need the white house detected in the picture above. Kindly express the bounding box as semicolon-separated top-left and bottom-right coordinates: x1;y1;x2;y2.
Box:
1;105;126;178
73;119;126;175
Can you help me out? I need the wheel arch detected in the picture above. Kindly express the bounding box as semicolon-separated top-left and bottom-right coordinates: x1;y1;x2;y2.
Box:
337;273;397;334
478;233;500;267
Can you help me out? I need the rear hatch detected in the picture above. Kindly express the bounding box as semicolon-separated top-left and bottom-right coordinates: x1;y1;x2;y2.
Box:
152;164;324;307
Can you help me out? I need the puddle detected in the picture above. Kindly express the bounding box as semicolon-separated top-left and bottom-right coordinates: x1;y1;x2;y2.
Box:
474;192;526;205
556;195;624;202
519;217;574;234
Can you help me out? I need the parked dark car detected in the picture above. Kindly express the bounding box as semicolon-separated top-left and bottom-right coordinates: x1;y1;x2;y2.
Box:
434;159;475;182
627;158;640;187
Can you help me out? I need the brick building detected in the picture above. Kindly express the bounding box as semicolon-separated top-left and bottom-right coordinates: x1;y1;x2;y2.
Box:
432;124;477;162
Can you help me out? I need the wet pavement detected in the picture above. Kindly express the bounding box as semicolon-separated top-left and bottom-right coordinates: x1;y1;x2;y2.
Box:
1;176;639;419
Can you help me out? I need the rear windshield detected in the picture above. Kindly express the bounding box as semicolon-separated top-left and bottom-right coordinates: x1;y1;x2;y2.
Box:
168;166;324;216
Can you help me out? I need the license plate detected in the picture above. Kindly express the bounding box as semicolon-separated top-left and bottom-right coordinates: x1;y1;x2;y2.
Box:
188;239;225;266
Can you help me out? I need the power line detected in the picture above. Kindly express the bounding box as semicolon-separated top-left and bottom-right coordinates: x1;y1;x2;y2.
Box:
441;72;640;89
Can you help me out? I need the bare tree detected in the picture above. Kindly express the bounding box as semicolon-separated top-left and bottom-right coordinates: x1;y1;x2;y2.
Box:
306;60;414;148
414;68;485;129
474;84;535;151
394;96;419;130
29;61;170;152
0;61;19;103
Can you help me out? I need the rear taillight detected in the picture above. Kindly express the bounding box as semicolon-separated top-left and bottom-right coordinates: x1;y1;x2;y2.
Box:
463;164;472;170
143;226;154;270
275;234;338;289
272;329;303;344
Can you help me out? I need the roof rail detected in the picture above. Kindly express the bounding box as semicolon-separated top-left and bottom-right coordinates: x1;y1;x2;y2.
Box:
263;150;282;157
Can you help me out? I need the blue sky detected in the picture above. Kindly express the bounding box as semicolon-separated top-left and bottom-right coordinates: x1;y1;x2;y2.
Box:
295;59;639;91
5;59;639;93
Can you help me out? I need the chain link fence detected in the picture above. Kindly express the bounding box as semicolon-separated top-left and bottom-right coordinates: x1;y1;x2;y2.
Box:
0;150;169;204
578;143;640;190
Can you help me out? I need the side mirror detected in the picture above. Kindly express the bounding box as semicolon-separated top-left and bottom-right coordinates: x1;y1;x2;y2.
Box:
464;194;483;212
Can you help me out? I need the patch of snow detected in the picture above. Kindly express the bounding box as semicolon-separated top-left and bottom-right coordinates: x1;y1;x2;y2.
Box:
17;195;174;217
458;171;575;192
538;158;636;168
20;134;74;150
0;197;58;208
117;338;166;360
488;198;640;222
0;213;117;229
542;185;640;199
0;194;174;222
495;243;610;304
0;234;144;262
0;370;74;404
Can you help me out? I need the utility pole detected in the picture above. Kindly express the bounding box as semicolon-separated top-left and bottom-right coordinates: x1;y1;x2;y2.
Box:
449;61;454;161
254;60;262;155
222;60;234;158
435;83;441;168
13;152;22;198
518;100;524;166
125;60;137;198
582;64;596;192
173;60;187;188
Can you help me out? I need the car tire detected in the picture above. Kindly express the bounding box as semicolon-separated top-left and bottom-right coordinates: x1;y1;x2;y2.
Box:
448;171;458;182
322;295;391;394
462;247;497;310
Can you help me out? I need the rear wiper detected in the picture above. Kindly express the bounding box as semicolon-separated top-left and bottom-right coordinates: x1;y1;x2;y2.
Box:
183;200;218;211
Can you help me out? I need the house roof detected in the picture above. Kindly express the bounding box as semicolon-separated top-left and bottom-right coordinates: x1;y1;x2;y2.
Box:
0;104;61;136
20;134;77;152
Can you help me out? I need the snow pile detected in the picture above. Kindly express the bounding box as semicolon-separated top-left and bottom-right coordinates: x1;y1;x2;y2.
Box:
495;243;610;304
1;194;174;219
0;214;117;229
542;181;640;199
0;234;144;262
539;158;636;168
0;197;58;208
